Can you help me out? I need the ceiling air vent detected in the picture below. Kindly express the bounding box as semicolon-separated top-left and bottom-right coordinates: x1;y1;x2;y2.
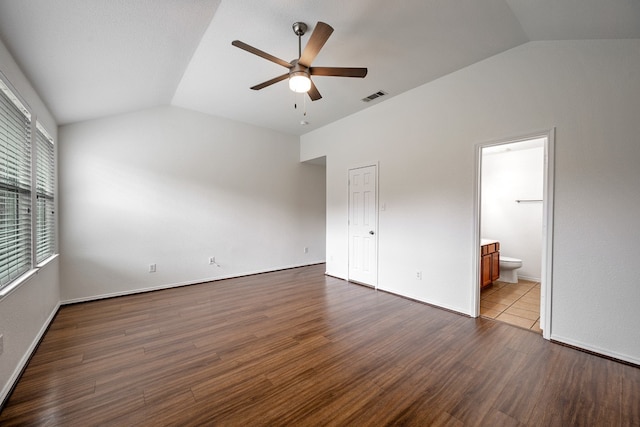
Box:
361;90;387;103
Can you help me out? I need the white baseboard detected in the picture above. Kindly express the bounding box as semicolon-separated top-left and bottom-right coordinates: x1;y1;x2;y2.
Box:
551;334;640;366
375;285;470;317
62;261;325;305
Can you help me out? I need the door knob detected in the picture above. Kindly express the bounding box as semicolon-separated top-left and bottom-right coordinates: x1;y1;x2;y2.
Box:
369;230;375;235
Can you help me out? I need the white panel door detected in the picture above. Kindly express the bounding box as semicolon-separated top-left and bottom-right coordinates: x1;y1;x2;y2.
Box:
348;165;377;286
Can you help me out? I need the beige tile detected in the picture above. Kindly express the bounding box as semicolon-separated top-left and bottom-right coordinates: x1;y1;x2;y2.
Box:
516;282;538;294
504;306;539;321
495;287;521;295
480;308;502;319
520;292;540;302
521;302;540;310
480;300;509;312
482;293;516;305
489;295;516;305
525;294;538;301
506;287;530;296
480;287;499;297
532;319;542;334
512;299;540;312
495;312;536;329
493;289;522;300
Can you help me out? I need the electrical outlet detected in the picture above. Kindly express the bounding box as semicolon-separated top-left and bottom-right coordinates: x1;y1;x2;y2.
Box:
304;247;309;254
149;264;156;273
416;271;422;280
209;256;215;265
0;334;3;356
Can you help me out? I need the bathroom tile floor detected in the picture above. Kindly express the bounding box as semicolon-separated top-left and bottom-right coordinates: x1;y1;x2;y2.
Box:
480;279;541;334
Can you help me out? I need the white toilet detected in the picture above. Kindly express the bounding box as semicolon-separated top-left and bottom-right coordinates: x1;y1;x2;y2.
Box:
499;256;523;283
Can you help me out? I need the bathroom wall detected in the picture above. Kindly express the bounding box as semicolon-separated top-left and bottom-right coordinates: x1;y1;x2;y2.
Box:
481;141;544;281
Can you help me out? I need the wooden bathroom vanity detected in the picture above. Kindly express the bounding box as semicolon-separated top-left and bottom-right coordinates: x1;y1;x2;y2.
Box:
480;239;500;288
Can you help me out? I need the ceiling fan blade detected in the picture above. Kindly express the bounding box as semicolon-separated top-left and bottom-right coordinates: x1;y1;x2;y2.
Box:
298;22;334;67
232;40;292;69
308;79;322;101
250;73;289;90
310;67;368;78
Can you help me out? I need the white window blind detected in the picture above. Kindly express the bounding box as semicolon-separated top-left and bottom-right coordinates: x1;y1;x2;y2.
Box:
35;122;55;263
0;80;32;289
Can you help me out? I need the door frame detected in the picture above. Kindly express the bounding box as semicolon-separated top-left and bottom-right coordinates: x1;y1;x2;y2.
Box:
472;129;555;340
348;161;379;288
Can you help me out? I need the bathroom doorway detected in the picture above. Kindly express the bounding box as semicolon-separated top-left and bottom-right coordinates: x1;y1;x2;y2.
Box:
474;131;554;340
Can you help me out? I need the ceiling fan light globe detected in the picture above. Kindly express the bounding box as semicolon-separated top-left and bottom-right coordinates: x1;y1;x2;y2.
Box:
289;74;311;93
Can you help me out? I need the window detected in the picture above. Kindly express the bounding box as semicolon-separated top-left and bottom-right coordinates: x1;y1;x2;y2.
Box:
0;74;56;293
0;78;32;289
35;122;55;263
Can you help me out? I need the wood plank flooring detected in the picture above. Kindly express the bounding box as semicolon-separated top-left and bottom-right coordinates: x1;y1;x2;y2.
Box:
1;264;639;426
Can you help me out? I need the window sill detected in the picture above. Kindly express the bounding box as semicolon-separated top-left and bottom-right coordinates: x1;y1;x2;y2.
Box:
0;253;59;301
37;253;59;269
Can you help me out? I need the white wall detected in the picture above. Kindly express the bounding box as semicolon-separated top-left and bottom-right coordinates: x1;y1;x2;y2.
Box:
481;144;544;281
0;39;60;404
59;106;325;302
301;39;640;364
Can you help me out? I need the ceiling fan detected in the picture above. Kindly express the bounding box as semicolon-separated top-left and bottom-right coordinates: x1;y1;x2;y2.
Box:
232;21;367;101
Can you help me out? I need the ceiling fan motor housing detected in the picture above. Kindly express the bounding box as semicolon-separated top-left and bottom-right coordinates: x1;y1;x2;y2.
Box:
289;60;310;77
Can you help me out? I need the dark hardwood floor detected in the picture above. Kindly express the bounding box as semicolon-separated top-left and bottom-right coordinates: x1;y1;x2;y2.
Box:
1;264;639;426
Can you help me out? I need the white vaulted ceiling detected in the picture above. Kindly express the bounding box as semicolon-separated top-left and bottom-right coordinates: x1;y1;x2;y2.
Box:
0;0;220;125
0;0;638;135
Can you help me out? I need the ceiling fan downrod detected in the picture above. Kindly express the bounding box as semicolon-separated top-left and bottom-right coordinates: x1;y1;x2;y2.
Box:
292;22;307;59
